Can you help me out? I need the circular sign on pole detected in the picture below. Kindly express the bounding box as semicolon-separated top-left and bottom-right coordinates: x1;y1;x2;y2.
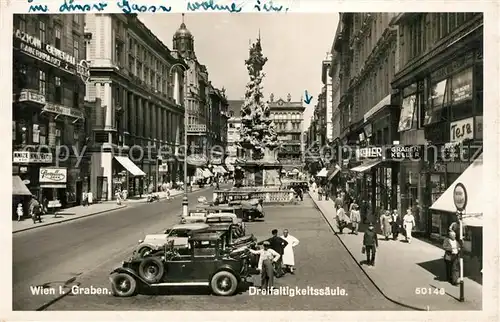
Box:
453;182;467;211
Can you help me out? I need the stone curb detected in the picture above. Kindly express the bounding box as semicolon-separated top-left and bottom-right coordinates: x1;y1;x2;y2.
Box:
13;187;210;234
308;192;426;311
13;205;128;234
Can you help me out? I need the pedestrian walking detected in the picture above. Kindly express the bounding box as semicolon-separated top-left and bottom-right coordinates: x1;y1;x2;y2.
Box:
350;204;361;234
317;186;323;201
403;208;416;243
260;229;288;277
280;229;300;274
336;203;350;234
443;230;461;285
249;241;280;290
390;209;401;240
362;223;378;267
380;210;392;240
311;181;317;193
17;203;23;221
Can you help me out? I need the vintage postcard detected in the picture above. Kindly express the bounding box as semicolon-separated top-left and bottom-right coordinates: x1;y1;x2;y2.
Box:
2;0;498;321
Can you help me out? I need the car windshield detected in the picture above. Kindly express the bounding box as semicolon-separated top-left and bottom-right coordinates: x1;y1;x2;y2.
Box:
192;240;218;257
168;229;190;237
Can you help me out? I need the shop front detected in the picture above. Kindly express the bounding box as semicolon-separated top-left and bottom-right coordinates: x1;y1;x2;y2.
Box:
430;154;483;259
39;167;67;212
12;150;53;200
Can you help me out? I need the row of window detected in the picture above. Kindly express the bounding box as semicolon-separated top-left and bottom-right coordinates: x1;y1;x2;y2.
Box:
271;112;303;120
405;13;478;62
16;65;80;107
13;120;79;147
397;65;482;132
17;16;82;61
275;122;301;131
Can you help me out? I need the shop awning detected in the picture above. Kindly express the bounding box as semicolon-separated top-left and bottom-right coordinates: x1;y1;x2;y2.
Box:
430;154;482;217
114;156;146;177
350;159;383;173
195;168;204;178
12;176;32;196
212;166;226;174
316;168;328;177
202;169;213;178
327;165;341;181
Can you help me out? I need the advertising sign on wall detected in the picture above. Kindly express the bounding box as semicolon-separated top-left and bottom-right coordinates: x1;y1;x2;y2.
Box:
13;29;89;82
450;117;474;143
13;151;53;163
39;167;67;183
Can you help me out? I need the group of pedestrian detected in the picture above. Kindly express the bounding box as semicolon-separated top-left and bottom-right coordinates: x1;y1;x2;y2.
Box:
249;229;300;290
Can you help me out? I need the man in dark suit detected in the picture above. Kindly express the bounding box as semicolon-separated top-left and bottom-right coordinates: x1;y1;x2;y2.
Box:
259;229;288;277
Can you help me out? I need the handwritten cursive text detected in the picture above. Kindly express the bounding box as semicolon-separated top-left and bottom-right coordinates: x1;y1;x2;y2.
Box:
28;0;49;12
254;0;287;12
59;0;107;12
117;0;171;13
187;0;242;12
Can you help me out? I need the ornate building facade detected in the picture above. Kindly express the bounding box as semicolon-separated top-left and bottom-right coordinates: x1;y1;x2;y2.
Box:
171;15;228;177
84;14;186;200
12;14;89;209
268;94;305;173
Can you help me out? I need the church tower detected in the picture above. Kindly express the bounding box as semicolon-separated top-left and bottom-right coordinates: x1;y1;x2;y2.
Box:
172;14;195;59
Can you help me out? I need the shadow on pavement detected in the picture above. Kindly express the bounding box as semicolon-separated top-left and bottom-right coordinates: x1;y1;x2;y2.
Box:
137;279;253;296
417;257;482;285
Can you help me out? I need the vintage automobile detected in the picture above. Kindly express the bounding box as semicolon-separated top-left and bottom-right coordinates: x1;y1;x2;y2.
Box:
205;212;245;234
180;209;209;224
109;231;252;297
195;203;263;222
135;223;209;257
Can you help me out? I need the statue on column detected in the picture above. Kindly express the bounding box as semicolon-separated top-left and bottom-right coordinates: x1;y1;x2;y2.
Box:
287;93;291;102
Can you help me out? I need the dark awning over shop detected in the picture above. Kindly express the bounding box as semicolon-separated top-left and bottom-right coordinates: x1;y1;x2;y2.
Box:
327;165;341;181
12;176;32;196
350;160;383;173
114;156;146;177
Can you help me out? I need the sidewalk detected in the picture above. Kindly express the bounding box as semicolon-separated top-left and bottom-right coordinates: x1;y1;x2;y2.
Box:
12;187;205;233
309;191;482;311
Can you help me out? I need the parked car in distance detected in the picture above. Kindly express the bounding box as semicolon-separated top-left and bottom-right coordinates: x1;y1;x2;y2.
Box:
205;212;245;233
135;223;209;257
110;231;251;297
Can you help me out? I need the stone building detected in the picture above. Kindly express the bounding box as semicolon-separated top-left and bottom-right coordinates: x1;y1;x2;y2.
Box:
12;14;89;208
84;14;186;200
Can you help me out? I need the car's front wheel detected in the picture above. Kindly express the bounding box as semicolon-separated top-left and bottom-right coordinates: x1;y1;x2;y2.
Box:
110;273;137;297
210;271;238;296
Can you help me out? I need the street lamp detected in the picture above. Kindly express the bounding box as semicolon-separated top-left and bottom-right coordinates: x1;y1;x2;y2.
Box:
169;60;190;217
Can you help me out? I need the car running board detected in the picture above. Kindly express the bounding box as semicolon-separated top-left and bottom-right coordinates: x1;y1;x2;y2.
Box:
150;282;210;287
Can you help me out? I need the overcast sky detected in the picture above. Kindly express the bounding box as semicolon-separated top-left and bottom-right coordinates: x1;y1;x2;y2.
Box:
140;13;339;129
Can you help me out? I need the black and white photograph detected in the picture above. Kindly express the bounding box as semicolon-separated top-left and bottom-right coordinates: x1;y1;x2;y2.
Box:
6;6;497;320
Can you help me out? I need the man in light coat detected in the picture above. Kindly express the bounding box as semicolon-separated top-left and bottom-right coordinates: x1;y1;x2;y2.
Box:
281;229;300;274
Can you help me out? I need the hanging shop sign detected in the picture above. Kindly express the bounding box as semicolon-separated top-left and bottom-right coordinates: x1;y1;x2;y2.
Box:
389;145;423;160
187;154;208;167
13;29;90;82
453;182;468;212
355;146;383;159
43;103;85;119
450;117;474;143
475;116;483;140
17;90;46;105
13;151;53;163
39;167;67;183
187;124;207;133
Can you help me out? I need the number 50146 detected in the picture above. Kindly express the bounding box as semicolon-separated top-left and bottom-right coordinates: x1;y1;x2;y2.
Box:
415;287;445;295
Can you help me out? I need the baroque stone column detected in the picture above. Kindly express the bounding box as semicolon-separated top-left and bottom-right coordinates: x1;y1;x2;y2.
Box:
137;97;143;138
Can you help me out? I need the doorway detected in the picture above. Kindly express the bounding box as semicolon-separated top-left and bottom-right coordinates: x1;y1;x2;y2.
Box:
76;181;83;205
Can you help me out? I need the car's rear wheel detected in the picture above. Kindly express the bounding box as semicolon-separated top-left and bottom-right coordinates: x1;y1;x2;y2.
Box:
110;273;137;297
138;246;152;257
210;271;238;296
138;257;164;283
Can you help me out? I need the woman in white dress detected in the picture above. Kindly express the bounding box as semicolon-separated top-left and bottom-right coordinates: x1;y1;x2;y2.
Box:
281;229;300;274
403;208;416;243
